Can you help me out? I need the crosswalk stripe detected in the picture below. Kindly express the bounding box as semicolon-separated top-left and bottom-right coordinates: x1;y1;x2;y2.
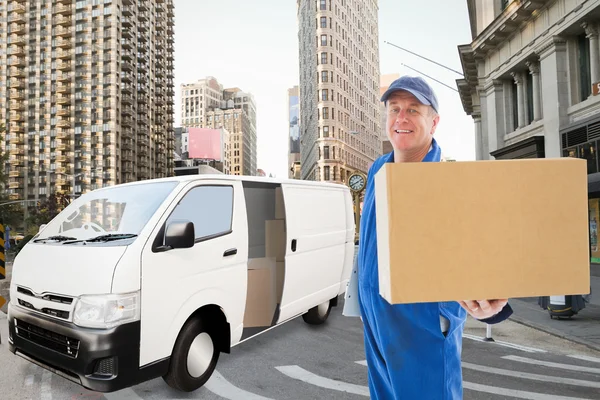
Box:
204;370;275;400
503;356;600;374
276;365;370;396
355;360;367;366
568;354;600;364
464;381;593;400
462;362;600;388
462;334;546;353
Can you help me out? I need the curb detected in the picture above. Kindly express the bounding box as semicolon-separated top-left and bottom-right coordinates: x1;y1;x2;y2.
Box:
508;314;600;353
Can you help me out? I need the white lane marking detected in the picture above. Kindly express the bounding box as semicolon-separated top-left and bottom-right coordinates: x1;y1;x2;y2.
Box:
104;388;143;400
462;334;546;353
24;363;37;387
503;356;600;374
204;370;275;400
464;381;593;400
24;375;34;386
568;354;600;364
355;360;367;366
41;370;52;400
276;365;369;397
462;362;600;389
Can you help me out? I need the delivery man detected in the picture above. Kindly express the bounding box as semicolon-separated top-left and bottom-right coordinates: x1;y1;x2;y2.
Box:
356;75;513;399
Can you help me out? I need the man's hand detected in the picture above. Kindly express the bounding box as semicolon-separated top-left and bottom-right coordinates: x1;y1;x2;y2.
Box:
458;299;508;320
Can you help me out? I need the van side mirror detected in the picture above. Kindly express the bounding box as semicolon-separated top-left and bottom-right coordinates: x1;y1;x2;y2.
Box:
164;221;195;249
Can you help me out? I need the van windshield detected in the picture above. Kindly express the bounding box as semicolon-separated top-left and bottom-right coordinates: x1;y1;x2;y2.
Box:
35;181;179;243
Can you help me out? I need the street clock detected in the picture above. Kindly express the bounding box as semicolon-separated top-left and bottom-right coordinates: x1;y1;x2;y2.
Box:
348;172;366;192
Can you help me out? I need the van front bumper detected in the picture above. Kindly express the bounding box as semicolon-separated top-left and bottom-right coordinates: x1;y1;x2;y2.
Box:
7;302;169;393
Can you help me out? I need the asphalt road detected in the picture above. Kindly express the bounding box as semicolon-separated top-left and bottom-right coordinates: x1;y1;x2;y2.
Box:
1;302;600;400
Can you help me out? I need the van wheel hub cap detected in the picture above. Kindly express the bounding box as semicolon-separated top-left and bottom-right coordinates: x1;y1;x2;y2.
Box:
318;301;329;317
187;332;214;378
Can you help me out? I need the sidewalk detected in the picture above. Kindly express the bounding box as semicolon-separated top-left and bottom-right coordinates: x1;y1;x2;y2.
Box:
508;264;600;351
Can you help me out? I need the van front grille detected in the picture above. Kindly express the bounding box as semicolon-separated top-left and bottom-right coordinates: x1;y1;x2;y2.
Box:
15;319;80;358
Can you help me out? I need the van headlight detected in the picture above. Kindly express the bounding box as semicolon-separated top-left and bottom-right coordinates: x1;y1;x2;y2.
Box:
73;291;140;329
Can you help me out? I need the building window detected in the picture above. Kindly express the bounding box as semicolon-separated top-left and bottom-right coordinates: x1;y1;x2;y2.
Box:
323;126;329;137
320;16;327;28
321;34;327;46
578;33;591;101
320;0;326;11
321;71;328;82
324;146;330;160
526;72;534;124
321;89;328;101
322;107;329;119
321;52;327;64
324;166;330;180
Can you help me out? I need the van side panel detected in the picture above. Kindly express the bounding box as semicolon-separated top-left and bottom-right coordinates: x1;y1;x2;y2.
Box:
278;184;347;322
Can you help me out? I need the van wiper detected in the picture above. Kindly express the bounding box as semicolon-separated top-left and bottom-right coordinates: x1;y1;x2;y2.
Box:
63;233;138;244
33;235;77;243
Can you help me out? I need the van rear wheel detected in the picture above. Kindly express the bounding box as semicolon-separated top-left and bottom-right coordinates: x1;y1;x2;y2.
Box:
302;299;332;325
163;318;219;392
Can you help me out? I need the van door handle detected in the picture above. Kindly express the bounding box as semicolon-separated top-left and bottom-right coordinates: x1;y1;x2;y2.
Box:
223;248;237;257
291;239;297;252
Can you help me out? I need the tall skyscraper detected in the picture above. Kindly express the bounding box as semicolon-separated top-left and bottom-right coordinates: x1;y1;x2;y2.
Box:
297;0;382;183
181;78;258;176
288;86;300;178
0;0;175;201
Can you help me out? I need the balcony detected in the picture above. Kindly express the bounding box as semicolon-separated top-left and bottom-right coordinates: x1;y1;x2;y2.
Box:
56;82;71;94
9;101;21;110
56;61;72;71
57;129;70;139
56;49;72;60
9;112;24;121
9;170;22;178
57;107;71;117
8;13;25;23
53;4;72;15
9;123;24;133
9;156;24;166
56;141;70;151
56;119;71;128
9;181;22;189
55;37;72;48
9;90;24;100
9;66;25;78
55;27;73;37
8;3;26;14
9;134;24;145
53;16;72;27
56;96;71;105
9;45;25;56
8;57;25;67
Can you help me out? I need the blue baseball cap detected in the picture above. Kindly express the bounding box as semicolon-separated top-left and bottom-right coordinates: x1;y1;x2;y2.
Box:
381;75;439;114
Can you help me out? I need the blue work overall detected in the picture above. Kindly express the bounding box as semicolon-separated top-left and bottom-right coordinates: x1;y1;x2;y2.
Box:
357;139;512;399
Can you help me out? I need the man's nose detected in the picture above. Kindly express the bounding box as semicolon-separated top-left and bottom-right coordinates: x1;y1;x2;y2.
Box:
395;109;408;122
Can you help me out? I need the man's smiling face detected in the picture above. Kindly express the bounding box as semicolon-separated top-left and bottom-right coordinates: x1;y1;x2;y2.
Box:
385;90;440;153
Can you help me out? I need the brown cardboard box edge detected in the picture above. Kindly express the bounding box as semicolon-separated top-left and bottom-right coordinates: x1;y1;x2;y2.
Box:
374;158;591;305
244;258;277;327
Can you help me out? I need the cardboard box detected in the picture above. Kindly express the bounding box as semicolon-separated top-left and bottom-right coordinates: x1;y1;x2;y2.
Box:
374;158;590;304
265;219;286;262
275;187;285;219
244;258;277;327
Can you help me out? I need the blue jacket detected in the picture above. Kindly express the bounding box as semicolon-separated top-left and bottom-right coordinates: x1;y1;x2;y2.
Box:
357;139;512;399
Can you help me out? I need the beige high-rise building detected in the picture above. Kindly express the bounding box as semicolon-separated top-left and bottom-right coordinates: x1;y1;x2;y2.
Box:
0;0;175;201
297;0;382;183
380;73;399;155
180;76;224;128
204;89;257;176
181;78;258;176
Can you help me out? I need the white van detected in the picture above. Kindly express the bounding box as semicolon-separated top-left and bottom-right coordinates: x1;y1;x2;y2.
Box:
6;174;355;393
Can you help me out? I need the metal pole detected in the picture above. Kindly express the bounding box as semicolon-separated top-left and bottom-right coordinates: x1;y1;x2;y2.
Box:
484;324;494;342
401;64;459;93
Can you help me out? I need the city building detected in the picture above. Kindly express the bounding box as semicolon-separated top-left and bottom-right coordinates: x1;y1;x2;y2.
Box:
380;73;400;154
0;0;175;201
456;0;600;262
288;86;301;178
297;0;382;184
180;78;257;176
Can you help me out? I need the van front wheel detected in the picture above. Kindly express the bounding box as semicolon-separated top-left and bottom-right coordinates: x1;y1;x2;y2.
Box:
302;299;332;325
163;318;219;392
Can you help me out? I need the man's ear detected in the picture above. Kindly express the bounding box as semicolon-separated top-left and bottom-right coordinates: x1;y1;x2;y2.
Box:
430;115;440;135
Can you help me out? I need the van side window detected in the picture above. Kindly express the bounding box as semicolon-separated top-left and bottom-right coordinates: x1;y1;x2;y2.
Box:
166;185;234;240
